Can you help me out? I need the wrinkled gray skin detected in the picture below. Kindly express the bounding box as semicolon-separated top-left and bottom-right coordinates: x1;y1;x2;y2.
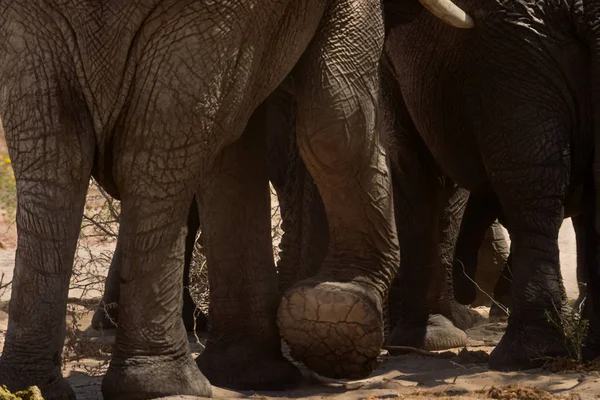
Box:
0;2;403;399
472;221;510;307
92;81;324;335
384;0;600;370
454;195;590;319
94;74;513;353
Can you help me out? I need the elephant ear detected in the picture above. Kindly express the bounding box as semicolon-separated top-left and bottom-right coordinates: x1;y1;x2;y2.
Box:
383;0;474;30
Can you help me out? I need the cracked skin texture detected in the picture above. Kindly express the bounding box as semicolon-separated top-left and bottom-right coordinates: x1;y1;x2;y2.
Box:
0;0;401;398
384;0;600;370
278;281;384;379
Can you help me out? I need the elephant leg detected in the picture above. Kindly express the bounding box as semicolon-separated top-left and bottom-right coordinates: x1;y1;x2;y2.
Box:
388;179;469;350
277;1;400;380
473;221;510;308
92;242;123;330
92;199;207;333
380;60;467;351
483;128;570;371
489;253;513;322
195;102;302;390
438;188;480;332
0;66;94;399
181;197;207;333
265;82;329;294
453;191;502;305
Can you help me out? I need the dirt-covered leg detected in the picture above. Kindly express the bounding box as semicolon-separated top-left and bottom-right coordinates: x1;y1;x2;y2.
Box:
0;43;95;399
195;103;302;390
278;0;400;380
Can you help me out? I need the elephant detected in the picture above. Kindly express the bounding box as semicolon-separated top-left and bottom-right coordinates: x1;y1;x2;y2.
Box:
470;220;510;308
0;1;478;399
92;72;520;354
453;193;591;319
383;0;600;371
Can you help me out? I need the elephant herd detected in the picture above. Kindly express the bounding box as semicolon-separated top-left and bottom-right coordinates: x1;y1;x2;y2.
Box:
0;0;598;399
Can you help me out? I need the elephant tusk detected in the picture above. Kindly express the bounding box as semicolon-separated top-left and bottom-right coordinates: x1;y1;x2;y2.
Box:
419;0;475;29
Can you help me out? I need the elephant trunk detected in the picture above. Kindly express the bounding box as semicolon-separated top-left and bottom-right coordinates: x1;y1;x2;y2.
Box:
419;0;474;29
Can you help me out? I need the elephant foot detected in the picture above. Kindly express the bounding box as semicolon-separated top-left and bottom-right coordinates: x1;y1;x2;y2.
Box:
277;279;384;379
387;314;467;351
91;301;118;330
448;301;479;330
102;353;211;400
196;342;303;390
0;364;75;400
489;319;568;371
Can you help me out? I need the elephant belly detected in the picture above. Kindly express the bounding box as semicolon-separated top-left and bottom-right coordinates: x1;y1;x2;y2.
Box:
44;0;326;183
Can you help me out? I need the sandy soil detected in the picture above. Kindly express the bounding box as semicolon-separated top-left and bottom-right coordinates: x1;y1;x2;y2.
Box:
1;305;599;400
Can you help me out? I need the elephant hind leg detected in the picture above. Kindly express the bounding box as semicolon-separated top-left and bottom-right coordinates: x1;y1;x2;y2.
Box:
453;192;501;306
481;120;570;371
101;92;211;400
92;198;207;333
379;60;468;352
195;99;302;391
0;67;95;399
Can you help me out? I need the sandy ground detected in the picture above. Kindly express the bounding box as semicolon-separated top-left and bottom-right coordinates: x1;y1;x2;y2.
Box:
1;305;599;400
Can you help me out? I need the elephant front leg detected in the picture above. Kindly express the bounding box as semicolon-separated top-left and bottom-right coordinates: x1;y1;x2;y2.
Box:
0;74;94;399
266;84;329;294
195;105;302;391
277;0;400;380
